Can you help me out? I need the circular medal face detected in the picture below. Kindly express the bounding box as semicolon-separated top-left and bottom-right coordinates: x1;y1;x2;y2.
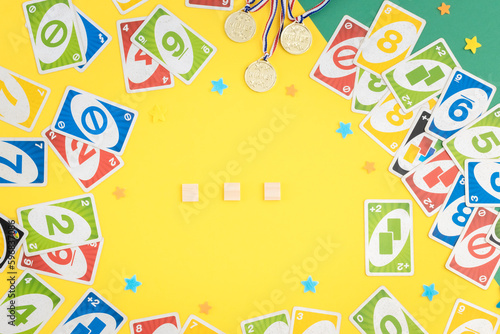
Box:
244;60;277;93
224;11;257;43
280;22;313;55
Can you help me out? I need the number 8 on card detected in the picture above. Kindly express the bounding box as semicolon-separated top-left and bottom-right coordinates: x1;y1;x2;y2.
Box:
353;0;426;75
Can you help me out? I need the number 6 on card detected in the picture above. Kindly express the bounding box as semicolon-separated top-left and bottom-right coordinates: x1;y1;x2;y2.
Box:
353;1;426;75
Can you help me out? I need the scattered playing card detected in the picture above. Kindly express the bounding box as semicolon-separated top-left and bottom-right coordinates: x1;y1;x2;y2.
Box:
0;138;47;187
349;286;428;333
186;0;233;11
180;315;225;334
446;207;500;289
0;213;27;273
351;68;388;114
465;159;500;206
112;0;149;14
443;299;500;334
130;312;181;334
290;307;341;334
364;200;413;276
0;66;50;132
310;15;368;99
242;311;290;334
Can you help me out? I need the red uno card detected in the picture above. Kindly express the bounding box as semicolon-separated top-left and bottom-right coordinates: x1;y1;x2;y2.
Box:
446;208;500;289
117;18;174;93
402;149;459;217
310;15;368;99
42;127;124;192
185;0;233;10
18;241;103;285
130;312;181;334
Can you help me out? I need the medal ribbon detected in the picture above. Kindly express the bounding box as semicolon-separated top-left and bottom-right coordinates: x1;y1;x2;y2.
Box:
262;0;285;60
244;0;269;13
286;0;331;23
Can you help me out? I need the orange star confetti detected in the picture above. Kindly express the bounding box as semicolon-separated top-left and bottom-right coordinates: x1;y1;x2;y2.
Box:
149;105;167;123
285;85;298;97
113;187;126;199
437;2;450;15
363;161;375;174
465;36;481;54
199;301;212;314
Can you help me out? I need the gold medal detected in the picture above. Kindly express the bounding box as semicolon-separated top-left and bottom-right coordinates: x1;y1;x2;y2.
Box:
224;11;257;43
245;60;277;92
280;22;312;55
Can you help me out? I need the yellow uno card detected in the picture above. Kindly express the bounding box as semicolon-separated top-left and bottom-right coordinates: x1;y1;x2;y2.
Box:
443;299;500;334
181;315;226;334
112;0;149;14
0;66;49;132
290;307;341;334
360;93;435;156
353;0;426;75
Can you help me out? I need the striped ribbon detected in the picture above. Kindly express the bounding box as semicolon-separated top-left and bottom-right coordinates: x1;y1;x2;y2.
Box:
286;0;331;23
244;0;269;13
262;0;285;60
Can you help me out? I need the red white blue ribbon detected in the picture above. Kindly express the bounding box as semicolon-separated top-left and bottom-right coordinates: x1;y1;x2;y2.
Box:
262;0;285;60
244;0;269;13
286;0;331;23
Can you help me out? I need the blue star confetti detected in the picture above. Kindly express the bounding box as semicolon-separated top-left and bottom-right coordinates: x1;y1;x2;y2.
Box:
336;122;353;139
301;276;318;293
125;275;142;293
211;78;228;95
422;283;439;301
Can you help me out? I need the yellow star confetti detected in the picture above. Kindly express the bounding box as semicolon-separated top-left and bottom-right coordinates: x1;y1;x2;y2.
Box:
149;105;167;123
465;36;481;54
437;2;450;15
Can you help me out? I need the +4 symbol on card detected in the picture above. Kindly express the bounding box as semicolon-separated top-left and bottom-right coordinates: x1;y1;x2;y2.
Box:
290;307;341;334
0;138;47;187
242;311;290;334
443;299;500;334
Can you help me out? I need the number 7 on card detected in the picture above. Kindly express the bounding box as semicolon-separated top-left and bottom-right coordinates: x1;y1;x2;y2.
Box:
354;0;426;75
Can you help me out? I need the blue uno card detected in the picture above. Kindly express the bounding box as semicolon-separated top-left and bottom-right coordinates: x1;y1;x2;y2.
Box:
426;68;496;141
51;87;138;155
54;289;127;334
465;159;500;206
429;174;472;248
0;138;47;186
75;7;112;73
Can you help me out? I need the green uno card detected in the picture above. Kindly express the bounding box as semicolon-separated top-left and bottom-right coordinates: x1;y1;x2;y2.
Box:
350;286;428;334
23;0;86;74
131;5;217;85
382;38;460;113
17;194;102;256
351;68;388;114
0;271;64;334
444;104;500;173
364;200;413;275
241;311;290;334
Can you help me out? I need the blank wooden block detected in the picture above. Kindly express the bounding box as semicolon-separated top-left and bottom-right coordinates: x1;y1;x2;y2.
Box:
224;183;240;201
182;184;198;202
264;182;280;200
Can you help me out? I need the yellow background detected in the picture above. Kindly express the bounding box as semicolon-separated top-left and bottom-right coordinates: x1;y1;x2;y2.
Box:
0;0;499;333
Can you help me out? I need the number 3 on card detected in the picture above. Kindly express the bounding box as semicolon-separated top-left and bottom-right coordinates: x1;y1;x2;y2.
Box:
354;1;426;75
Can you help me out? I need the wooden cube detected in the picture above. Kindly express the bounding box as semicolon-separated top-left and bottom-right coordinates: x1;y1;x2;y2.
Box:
264;182;280;200
182;184;199;202
224;183;240;201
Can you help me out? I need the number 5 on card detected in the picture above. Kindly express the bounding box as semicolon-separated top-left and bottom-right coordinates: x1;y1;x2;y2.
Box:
354;1;425;75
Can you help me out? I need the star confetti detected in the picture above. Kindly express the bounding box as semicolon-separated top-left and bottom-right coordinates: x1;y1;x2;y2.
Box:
437;2;450;15
422;284;439;301
301;276;318;293
149;105;167;123
363;161;376;174
125;275;142;293
113;187;126;199
465;36;481;54
336;122;353;139
211;78;228;95
286;84;298;97
199;301;212;314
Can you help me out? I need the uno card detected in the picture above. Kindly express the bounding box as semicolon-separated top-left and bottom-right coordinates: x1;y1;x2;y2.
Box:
353;1;425;75
443;299;500;334
18;240;103;285
290;307;341;334
131;5;217;85
0;271;64;334
180;315;225;334
465;159;500;206
426;68;496;140
112;0;149;14
351;68;388;114
446;207;500;289
18;194;102;256
389;109;442;177
23;0;86;74
444;104;500;173
0;66;50;132
42;127;124;192
186;0;233;10
53;288;126;334
349;286;427;334
402;148;460;216
360;94;436;155
310;16;368;99
130;312;181;334
486;212;500;249
364;200;413;276
0;213;27;273
51;86;138;155
383;38;460;113
117;18;174;93
0;138;47;187
429;174;473;248
74;7;112;73
241;311;290;334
